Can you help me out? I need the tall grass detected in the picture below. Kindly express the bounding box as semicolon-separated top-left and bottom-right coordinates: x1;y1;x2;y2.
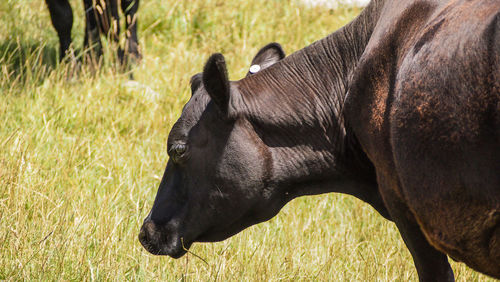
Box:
0;0;495;280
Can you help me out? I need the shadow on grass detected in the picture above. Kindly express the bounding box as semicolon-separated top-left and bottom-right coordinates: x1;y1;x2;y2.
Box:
0;37;59;87
0;36;139;91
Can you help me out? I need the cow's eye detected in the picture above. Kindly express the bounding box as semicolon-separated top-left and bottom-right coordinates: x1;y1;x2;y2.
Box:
168;143;187;163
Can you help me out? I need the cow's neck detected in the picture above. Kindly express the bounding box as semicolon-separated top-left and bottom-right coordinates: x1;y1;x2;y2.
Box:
235;0;385;203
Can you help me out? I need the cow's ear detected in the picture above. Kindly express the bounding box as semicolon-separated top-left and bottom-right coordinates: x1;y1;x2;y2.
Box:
203;53;230;114
190;73;202;95
247;43;285;76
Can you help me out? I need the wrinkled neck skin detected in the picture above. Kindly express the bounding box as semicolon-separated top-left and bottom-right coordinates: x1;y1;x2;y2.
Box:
234;0;390;219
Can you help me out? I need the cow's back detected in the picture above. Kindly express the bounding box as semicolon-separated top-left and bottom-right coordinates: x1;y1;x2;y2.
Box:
347;0;500;277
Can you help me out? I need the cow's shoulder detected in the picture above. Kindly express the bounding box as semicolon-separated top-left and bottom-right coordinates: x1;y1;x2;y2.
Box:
345;0;439;171
346;0;500;167
392;0;500;148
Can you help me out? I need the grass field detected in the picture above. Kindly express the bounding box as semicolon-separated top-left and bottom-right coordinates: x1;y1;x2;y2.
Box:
0;0;496;280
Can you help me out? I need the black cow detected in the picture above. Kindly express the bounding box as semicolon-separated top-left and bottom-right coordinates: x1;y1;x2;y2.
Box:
139;0;500;280
45;0;140;65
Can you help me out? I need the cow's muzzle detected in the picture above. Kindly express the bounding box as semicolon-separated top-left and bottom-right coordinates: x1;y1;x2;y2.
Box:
138;219;187;258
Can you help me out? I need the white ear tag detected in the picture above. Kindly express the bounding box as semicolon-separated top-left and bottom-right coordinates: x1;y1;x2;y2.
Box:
249;64;261;74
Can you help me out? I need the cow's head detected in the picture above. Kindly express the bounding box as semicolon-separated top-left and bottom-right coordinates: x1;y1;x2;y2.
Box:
139;43;286;257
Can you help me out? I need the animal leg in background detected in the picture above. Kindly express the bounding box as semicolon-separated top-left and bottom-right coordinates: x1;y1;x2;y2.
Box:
108;0;125;63
377;173;454;282
121;0;141;64
83;0;106;65
94;0;125;64
45;0;73;60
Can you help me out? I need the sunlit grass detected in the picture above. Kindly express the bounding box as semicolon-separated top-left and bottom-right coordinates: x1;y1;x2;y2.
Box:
0;0;495;280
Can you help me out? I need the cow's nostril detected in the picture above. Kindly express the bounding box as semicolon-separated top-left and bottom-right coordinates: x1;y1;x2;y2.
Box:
142;220;157;234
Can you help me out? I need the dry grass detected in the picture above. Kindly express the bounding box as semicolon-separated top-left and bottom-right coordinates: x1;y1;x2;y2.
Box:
0;0;495;280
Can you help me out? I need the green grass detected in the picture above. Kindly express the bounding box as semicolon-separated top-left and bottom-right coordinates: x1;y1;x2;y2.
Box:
0;0;495;280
